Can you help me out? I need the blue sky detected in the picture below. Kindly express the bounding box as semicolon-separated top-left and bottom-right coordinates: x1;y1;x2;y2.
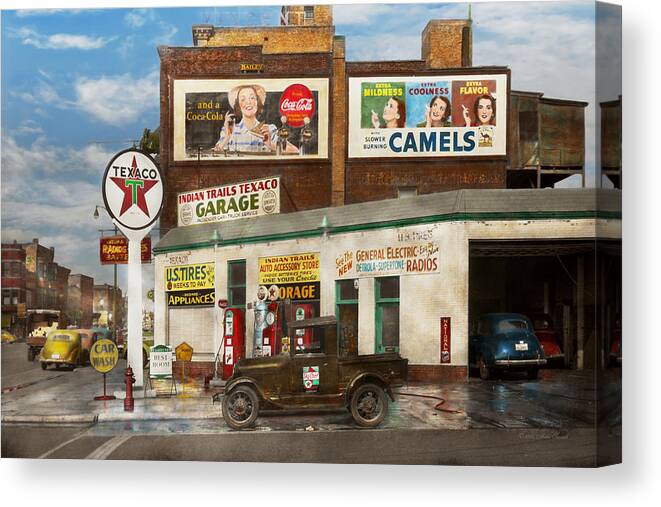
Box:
0;1;611;300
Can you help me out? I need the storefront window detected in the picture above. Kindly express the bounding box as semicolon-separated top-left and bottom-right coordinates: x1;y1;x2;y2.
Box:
336;279;358;356
228;260;246;308
375;277;400;354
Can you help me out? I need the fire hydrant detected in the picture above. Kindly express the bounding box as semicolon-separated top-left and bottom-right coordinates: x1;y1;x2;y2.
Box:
124;366;135;412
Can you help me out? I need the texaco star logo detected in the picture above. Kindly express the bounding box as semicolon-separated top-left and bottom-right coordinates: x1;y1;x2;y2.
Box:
110;156;158;217
102;149;164;230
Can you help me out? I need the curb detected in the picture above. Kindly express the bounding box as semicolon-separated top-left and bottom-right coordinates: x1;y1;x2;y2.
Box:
96;411;223;422
2;413;98;424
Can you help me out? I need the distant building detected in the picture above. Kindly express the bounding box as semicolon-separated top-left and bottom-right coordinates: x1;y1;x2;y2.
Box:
93;283;124;327
601;96;621;189
22;238;57;309
68;274;94;327
1;241;27;332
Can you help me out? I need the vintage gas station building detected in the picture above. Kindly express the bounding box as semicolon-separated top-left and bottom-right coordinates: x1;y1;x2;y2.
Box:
153;188;621;381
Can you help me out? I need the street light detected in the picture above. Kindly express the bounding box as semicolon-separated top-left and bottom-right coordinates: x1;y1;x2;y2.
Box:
94;205;119;344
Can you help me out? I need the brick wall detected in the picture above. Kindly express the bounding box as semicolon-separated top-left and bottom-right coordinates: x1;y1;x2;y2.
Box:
409;365;469;383
203;26;335;53
421;19;472;68
158;46;335;232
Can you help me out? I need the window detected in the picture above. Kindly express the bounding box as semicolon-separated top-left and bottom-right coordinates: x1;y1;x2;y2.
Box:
294;325;325;355
336;279;358;356
477;319;491;336
304;5;314;22
375;277;400;353
228;260;246;308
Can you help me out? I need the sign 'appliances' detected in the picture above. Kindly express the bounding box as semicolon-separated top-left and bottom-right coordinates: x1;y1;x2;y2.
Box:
165;263;216;307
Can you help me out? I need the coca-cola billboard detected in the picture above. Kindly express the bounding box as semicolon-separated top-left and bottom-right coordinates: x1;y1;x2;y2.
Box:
174;78;329;161
279;84;315;128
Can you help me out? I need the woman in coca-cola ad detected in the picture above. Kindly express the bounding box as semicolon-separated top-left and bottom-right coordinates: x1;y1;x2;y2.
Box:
214;84;299;154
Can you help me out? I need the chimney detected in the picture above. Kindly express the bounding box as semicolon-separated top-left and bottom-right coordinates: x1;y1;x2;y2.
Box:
421;19;472;69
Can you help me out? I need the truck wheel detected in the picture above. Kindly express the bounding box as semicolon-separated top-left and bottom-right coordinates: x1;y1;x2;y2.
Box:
41;362;47;370
478;356;491;380
27;348;35;362
350;383;388;428
222;386;259;430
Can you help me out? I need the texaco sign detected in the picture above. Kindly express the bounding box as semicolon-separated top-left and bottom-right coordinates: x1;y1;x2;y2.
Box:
102;149;164;230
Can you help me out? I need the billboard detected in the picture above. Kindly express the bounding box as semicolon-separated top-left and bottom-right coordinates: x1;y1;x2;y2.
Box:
335;243;440;279
348;73;508;158
258;253;320;301
100;236;151;264
178;177;280;227
165;262;215;308
173;78;329;161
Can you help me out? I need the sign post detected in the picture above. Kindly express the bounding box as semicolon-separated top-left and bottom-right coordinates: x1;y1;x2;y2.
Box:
90;338;119;400
175;342;194;398
102;149;164;388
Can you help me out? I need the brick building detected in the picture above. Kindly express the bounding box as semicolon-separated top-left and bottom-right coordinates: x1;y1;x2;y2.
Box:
1;241;27;332
93;283;124;327
68;274;94;328
2;239;76;335
157;5;586;232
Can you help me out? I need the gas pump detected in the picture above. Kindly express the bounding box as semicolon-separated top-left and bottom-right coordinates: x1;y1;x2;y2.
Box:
261;301;278;356
292;303;315;352
222;308;245;379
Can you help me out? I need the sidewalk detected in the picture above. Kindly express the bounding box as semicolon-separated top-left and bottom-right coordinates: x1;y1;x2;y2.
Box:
2;359;225;425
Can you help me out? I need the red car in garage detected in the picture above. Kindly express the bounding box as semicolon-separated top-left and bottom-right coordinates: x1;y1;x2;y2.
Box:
530;314;565;367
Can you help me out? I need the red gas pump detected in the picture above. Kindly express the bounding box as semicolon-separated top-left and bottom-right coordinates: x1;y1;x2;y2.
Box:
222;308;245;380
261;302;279;357
292;303;315;352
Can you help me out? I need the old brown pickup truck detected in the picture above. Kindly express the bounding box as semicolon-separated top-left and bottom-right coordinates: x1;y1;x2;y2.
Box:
220;316;408;429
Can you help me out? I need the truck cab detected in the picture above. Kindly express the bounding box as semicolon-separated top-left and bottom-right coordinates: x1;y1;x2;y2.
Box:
221;316;408;429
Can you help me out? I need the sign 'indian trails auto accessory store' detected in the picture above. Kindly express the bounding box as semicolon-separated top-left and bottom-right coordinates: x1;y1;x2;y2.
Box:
165;263;215;307
177;177;280;226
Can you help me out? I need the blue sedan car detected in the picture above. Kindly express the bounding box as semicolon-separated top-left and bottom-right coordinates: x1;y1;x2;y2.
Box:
470;313;546;380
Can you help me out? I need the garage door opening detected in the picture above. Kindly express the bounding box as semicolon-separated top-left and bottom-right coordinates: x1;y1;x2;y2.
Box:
469;239;621;370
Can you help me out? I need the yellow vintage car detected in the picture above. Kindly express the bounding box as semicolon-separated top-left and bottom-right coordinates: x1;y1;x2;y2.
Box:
39;329;94;370
1;330;17;343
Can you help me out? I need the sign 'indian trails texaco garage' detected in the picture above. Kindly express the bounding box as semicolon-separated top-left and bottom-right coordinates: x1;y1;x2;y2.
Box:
102;150;164;231
177;177;280;227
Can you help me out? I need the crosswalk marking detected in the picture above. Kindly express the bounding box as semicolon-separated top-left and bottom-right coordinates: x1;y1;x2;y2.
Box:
85;435;132;460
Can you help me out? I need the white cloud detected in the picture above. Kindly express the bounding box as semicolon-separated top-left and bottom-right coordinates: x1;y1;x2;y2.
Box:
117;35;135;59
14;120;44;135
1;134;121;287
72;70;159;126
333;3;397;25
345;34;422;61
151;23;178;45
9;27;114;50
15;9;89;18
10;70;159;126
124;9;154;29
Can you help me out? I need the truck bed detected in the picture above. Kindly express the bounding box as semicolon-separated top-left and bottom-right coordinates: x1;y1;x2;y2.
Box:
339;353;408;387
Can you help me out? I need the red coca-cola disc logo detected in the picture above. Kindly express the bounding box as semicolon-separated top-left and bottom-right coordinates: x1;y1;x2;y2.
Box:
279;84;315;128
